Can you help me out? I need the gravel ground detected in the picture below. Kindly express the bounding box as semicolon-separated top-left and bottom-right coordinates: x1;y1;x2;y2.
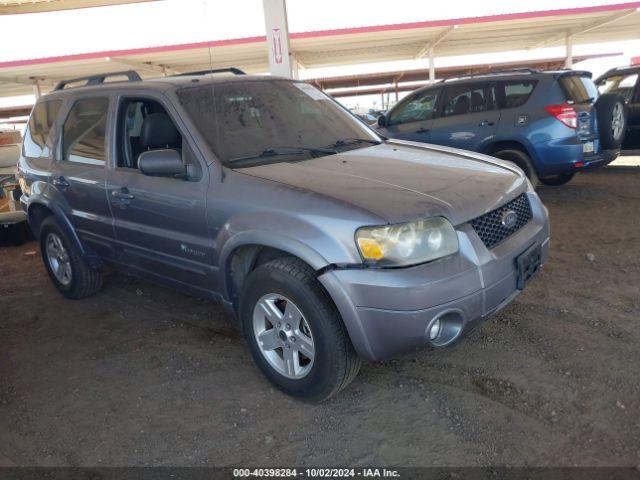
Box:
1;164;639;467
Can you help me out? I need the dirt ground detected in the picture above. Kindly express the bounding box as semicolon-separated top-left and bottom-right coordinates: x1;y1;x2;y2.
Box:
1;164;639;467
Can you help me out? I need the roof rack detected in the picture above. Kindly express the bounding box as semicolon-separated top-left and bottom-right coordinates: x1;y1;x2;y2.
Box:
173;67;246;77
53;70;141;91
443;67;542;82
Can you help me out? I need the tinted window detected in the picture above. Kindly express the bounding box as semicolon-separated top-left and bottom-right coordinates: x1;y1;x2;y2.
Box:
177;80;377;164
389;90;438;124
500;80;537;109
62;97;109;166
23;100;62;158
598;73;638;102
441;84;490;117
559;76;598;103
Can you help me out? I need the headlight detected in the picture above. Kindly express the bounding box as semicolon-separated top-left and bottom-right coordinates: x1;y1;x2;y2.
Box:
356;217;458;267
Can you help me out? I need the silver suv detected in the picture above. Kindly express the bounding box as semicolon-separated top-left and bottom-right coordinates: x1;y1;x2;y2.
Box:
18;69;550;400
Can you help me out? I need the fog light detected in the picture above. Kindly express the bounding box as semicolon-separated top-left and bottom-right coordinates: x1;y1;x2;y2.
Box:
429;319;441;340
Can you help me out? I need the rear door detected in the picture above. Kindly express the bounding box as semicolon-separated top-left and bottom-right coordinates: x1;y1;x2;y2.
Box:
49;95;115;258
428;81;500;152
378;87;440;142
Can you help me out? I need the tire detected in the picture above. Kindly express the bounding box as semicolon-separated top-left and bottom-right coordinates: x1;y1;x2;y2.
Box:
595;93;626;150
39;216;103;299
493;149;539;188
240;256;361;401
539;172;575;186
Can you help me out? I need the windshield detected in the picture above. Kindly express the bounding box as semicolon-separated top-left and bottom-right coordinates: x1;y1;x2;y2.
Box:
176;79;380;165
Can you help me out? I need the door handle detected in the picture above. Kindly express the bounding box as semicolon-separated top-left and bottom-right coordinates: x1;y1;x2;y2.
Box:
478;120;495;127
112;189;135;200
415;127;430;134
52;176;70;188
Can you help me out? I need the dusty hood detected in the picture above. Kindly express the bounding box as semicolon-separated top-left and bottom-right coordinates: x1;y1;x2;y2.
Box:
237;141;527;225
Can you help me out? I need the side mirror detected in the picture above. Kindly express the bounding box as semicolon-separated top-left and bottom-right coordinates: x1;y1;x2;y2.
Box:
138;149;186;178
377;114;387;128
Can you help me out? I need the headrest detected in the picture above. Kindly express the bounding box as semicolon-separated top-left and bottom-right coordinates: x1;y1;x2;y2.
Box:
453;95;470;115
140;113;180;149
471;92;484;109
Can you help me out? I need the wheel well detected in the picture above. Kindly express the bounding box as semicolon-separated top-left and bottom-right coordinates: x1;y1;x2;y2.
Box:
484;140;529;158
226;245;299;309
483;140;539;176
28;203;54;237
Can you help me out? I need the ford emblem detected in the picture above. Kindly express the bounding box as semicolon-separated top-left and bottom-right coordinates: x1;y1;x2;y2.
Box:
501;210;518;228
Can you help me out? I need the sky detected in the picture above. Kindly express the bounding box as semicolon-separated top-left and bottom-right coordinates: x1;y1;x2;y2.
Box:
1;0;639;114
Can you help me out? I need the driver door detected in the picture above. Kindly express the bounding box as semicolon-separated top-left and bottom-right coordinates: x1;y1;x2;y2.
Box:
378;87;440;142
106;96;215;291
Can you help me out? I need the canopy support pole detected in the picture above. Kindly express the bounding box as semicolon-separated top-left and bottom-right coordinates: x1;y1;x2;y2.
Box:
263;0;295;79
428;47;435;84
33;80;41;99
565;34;573;69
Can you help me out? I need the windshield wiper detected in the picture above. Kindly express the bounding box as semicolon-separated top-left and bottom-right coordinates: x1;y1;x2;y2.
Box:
329;137;382;149
227;145;337;165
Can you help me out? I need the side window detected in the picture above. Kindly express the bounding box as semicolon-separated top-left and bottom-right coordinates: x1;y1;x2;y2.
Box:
441;84;487;117
117;97;200;179
23;99;62;158
389;90;438;125
62;97;109;166
500;80;537;109
598;74;639;102
117;98;182;170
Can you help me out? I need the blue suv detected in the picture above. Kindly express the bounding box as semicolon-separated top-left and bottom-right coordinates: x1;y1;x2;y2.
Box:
376;69;625;186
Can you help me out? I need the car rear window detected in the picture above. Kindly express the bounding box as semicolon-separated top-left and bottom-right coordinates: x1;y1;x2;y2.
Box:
559;75;599;103
23;99;62;158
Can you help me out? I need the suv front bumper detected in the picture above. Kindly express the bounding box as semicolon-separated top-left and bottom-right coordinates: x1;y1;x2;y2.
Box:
319;192;550;361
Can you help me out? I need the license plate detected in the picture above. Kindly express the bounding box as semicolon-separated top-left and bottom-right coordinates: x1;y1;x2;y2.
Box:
516;243;541;290
583;141;594;154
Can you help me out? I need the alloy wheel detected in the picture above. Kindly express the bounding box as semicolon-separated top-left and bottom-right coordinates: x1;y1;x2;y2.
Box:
252;293;315;379
45;233;72;286
612;102;624;140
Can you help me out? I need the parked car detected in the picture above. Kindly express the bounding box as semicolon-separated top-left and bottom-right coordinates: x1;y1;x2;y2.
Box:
376;68;626;186
356;112;378;126
1;130;30;244
18;70;549;400
595;65;640;150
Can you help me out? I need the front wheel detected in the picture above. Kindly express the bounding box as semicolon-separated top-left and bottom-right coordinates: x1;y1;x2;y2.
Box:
240;257;361;401
539;172;575;186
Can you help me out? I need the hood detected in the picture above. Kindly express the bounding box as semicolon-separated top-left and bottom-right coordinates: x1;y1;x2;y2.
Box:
237;141;527;225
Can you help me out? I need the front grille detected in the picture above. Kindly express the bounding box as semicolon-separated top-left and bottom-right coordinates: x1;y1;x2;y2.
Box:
470;193;532;249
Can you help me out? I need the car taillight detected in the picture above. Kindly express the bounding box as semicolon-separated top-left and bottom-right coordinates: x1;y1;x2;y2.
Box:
545;103;577;129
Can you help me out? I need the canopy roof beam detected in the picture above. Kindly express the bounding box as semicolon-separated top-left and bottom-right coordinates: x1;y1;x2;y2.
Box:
0;76;56;87
415;25;458;60
529;7;639;50
105;57;180;76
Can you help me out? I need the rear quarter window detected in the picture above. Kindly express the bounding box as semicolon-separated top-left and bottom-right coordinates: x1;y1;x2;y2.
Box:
23;99;63;158
499;80;537;109
559;75;598;103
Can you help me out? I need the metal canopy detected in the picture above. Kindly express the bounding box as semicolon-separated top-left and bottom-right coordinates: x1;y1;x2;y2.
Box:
0;2;639;98
0;0;158;15
309;53;622;98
